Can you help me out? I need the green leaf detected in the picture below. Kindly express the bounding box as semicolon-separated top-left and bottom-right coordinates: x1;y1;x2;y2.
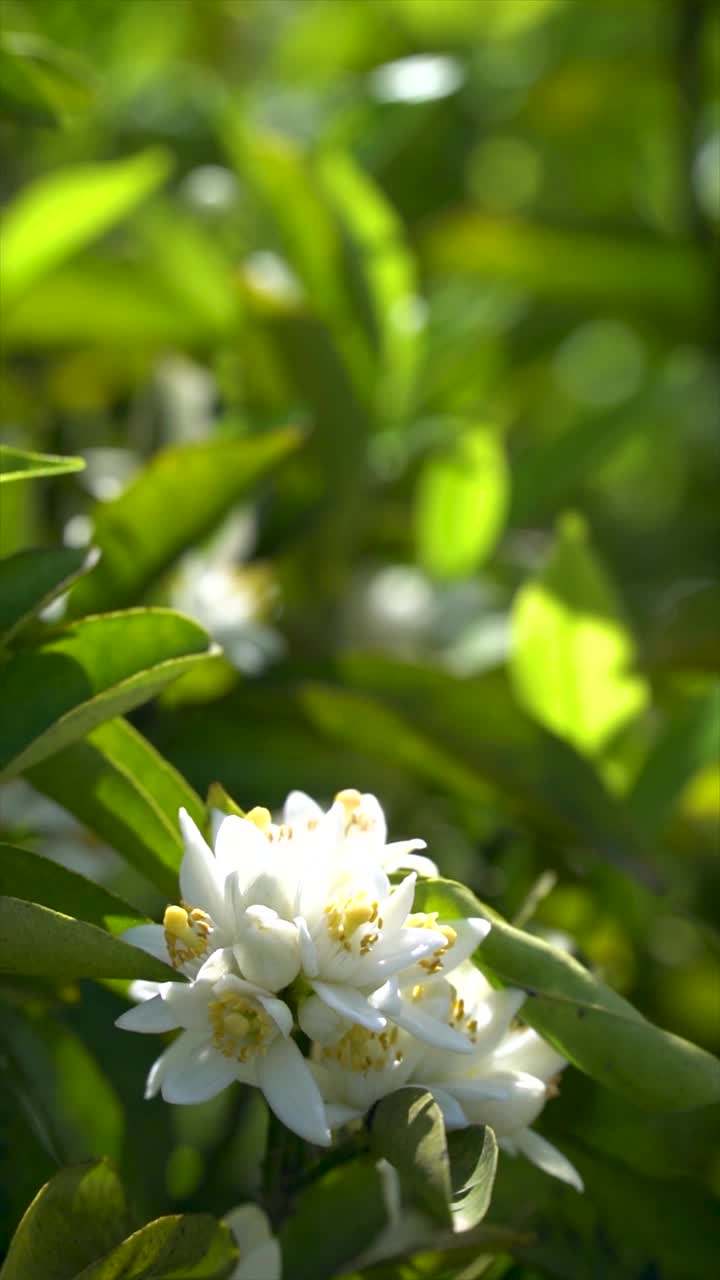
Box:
0;444;86;484
68;430;300;615
628;686;720;836
0;31;94;127
0;842;146;933
448;1126;498;1232
510;514;648;756
413;877;720;1111
317;147;420;427
370;1088;453;1228
27;718;204;897
421;213;712;331
0;897;173;980
74;1214;237;1279
0;609;215;779
0;546;97;646
0;1160;130;1280
2;1005;124;1167
279;1158;386;1280
206;782;245;819
415;427;509;579
1;149;172;308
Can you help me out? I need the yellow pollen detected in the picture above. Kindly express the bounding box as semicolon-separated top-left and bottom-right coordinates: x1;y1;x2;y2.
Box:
407;911;457;974
163;903;211;968
324;1024;403;1073
246;806;272;831
325;895;380;950
335;788;362;812
208;993;272;1061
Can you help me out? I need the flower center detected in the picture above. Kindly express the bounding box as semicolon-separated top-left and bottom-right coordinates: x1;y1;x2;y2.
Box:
405;911;457;974
246;805;298;843
448;994;481;1044
323;1024;403;1073
163;903;212;968
324;893;382;952
208;992;273;1061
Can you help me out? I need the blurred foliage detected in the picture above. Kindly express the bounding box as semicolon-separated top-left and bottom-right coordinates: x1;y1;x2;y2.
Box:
1;0;719;1276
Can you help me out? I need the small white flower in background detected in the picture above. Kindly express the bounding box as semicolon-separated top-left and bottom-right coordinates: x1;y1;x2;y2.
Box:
224;1204;281;1280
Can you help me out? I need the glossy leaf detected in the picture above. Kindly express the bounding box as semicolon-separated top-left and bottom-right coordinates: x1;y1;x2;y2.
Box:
0;1160;130;1280
279;1158;386;1280
628;686;720;836
0;842;146;933
74;1214;237;1279
68;429;300;614
448;1125;498;1232
0;897;173;980
413;877;720;1111
0;31;94;126
2;149;171;308
0;444;86;484
370;1088;453;1228
0;546;97;646
422;213;712;330
415;427;509;579
511;514;648;756
27;718;204;897
0;609;214;779
2;1005;124;1167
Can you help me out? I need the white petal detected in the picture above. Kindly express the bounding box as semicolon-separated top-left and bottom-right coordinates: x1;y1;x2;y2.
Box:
440;918;491;973
115;993;178;1033
381;997;476;1053
378;873;417;934
234;1239;282;1280
446;1071;548;1134
312;981;387;1032
295;915;319;976
129;979;163;1003
144;1029;206;1099
284;790;324;825
259;1037;331;1146
234;912;301;993
255;992;294;1038
426;1086;469;1130
161;1037;239;1104
178;807;226;920
121;924;170;965
225;1204;273;1251
492;1027;566;1082
513;1128;584;1192
324;1101;363;1129
464;988;527;1060
298;995;347;1045
215;814;269;888
383;847;438;877
163;979;215;1030
196;947;236;984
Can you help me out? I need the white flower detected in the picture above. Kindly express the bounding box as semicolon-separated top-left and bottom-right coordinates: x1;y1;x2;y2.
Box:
224;1204;281;1280
308;1007;422;1129
407;962;583;1191
116;950;331;1147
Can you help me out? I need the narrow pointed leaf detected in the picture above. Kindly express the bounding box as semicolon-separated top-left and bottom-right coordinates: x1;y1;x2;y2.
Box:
0;897;174;980
0;545;97;646
68;429;300;615
0;444;85;484
0;609;214;779
27;718;204;897
413;877;720;1111
0;843;146;933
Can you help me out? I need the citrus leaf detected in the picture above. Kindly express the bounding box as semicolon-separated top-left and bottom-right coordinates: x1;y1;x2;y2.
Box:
0;897;174;981
370;1088;453;1228
0;445;85;484
74;1214;237;1279
415;427;509;579
0;842;146;933
0;546;97;646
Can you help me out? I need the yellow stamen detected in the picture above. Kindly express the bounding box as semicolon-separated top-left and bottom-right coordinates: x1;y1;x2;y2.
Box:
407;912;457;973
324;894;380;950
163;903;211;968
323;1023;403;1073
246;806;272;831
208;992;272;1062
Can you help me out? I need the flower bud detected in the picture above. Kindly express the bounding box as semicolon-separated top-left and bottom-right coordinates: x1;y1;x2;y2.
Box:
233;905;301;992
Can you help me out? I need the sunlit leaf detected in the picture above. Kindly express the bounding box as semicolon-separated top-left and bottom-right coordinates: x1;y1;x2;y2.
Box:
0;842;145;933
370;1088;453;1228
0;1160;130;1280
413;877;720;1111
0;444;85;484
448;1125;498;1232
0;609;215;779
68;429;300;614
27;718;204;898
2;149;172;307
415;426;509;578
0;546;96;646
0;897;173;980
628;687;720;837
74;1213;237;1279
511;514;649;756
